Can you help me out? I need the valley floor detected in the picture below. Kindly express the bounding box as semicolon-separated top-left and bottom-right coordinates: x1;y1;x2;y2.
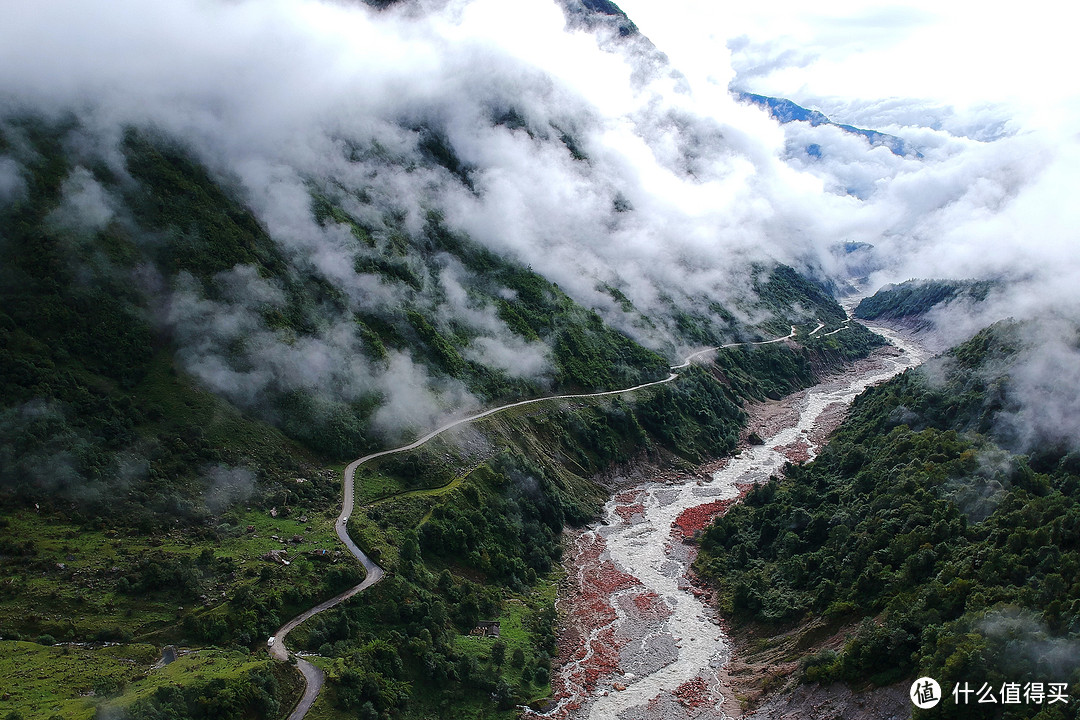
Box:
543;328;925;720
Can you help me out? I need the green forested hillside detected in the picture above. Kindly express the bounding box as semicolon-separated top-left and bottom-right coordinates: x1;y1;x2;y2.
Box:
754;264;847;333
854;279;995;321
0;115;884;719
0;123;333;525
282;353;881;719
0;117;855;516
696;323;1080;717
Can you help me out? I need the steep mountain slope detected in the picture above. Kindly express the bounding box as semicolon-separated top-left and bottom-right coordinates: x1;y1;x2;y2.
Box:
0;109;885;718
0;1;942;718
696;322;1080;716
0;116;850;510
855;278;997;323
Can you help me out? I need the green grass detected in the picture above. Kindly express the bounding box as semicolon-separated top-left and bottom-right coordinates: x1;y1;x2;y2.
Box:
0;640;303;719
0;640;158;719
0;505;361;643
229;507;343;559
102;648;276;713
352;438;470;505
348;494;436;570
1;512;205;642
453;580;558;705
352;466;414;505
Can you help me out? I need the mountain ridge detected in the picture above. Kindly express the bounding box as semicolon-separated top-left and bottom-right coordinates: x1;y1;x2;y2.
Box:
737;91;922;158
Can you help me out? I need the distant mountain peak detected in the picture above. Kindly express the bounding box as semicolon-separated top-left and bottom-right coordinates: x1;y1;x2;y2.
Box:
737;92;921;158
560;0;638;36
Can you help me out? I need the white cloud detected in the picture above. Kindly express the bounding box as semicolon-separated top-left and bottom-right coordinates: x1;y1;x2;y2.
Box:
0;157;26;205
48;166;115;232
3;0;1079;437
372;351;480;438
463;336;551;379
627;0;1080;119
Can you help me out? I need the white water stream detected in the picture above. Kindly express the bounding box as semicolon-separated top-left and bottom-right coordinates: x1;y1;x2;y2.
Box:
556;324;927;720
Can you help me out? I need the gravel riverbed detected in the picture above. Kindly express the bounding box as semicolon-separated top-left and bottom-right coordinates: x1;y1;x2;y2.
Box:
535;326;926;720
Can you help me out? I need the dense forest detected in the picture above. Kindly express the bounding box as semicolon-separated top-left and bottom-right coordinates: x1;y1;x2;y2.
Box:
292;339;887;719
854;279;996;322
0;114;889;719
696;322;1080;717
0;117;846;521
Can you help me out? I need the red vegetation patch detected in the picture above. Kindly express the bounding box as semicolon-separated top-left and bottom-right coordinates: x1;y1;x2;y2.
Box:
594;559;637;595
672;486;752;538
542;532;642;718
614;489;646;521
673;676;711;708
630;591;672;621
773;438;811;463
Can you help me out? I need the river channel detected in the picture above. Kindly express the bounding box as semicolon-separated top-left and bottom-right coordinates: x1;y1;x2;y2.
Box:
539;324;927;720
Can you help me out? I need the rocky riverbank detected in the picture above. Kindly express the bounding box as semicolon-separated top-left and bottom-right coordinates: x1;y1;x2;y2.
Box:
541;329;924;720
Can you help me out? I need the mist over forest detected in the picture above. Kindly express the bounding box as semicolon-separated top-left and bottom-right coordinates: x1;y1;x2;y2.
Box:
3;0;1078;447
1;0;1078;718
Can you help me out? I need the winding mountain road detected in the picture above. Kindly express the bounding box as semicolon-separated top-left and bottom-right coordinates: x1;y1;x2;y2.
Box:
269;323;821;719
823;318;852;336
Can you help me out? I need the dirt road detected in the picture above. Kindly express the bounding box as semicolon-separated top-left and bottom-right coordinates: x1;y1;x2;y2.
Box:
269;321;823;718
